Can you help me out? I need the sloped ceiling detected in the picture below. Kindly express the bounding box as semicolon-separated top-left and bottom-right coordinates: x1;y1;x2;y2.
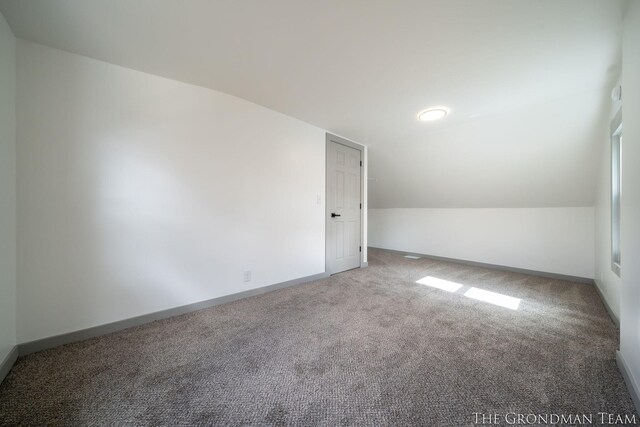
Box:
0;0;625;207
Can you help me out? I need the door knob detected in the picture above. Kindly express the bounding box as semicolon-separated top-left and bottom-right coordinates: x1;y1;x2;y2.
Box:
331;213;341;218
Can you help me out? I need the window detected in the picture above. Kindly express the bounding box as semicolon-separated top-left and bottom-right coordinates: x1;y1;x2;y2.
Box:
611;110;622;276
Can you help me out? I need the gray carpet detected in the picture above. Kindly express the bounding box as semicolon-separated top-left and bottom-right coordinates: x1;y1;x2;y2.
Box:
0;248;637;426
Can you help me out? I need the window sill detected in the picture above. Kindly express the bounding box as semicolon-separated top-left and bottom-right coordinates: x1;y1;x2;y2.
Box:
612;262;621;277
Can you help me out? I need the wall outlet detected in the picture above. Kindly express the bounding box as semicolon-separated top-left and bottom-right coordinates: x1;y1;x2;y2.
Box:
243;270;252;282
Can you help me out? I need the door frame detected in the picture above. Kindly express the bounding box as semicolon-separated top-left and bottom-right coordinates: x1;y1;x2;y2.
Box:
325;133;365;275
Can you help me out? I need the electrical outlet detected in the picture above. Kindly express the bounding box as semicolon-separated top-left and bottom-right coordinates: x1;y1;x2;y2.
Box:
243;270;251;282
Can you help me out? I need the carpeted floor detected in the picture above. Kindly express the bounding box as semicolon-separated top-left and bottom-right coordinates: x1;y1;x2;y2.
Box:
0;248;637;426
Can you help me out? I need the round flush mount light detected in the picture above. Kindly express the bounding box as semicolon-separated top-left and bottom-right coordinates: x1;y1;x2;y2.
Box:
418;107;449;122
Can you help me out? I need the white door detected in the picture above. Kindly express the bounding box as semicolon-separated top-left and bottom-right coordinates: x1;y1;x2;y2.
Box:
326;138;362;274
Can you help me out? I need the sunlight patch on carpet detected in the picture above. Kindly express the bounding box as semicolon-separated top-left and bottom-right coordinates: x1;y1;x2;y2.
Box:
464;287;521;310
416;276;463;293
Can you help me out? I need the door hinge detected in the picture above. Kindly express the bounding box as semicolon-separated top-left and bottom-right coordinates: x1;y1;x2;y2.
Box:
360;203;362;209
359;246;362;252
360;160;362;167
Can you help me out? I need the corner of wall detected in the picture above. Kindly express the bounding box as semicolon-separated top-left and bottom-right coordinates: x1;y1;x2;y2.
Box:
616;351;640;415
0;9;18;379
593;279;620;327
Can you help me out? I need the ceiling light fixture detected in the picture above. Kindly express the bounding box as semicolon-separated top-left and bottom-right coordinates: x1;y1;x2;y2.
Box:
418;107;449;122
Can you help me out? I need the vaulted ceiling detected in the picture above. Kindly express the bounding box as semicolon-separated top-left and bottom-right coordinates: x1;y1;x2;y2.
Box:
0;0;625;207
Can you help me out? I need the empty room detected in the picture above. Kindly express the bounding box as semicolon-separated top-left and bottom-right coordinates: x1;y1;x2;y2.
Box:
0;0;639;425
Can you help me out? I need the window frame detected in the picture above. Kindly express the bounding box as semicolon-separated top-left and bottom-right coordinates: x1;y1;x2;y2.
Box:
611;109;622;277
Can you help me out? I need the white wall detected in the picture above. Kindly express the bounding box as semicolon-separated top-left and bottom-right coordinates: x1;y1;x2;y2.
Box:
369;208;594;278
368;89;606;210
0;12;16;364
16;41;336;343
619;0;640;408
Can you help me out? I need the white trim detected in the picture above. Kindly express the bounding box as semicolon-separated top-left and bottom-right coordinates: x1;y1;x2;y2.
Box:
611;108;622;277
